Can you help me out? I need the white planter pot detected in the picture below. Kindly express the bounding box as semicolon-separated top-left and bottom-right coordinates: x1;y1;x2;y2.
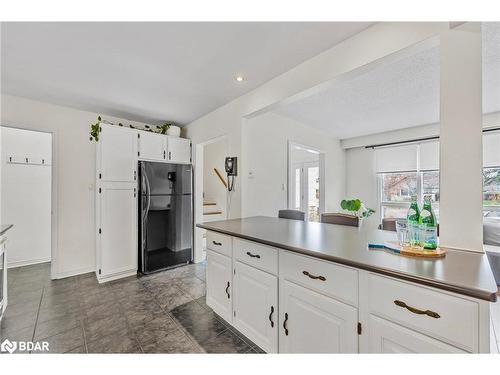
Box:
166;125;181;137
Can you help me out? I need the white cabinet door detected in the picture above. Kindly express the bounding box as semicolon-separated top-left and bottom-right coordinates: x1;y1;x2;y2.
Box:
100;125;138;182
99;183;137;279
279;280;358;353
167;137;191;164
138;132;166;161
367;315;466;353
206;249;232;323
233;261;278;353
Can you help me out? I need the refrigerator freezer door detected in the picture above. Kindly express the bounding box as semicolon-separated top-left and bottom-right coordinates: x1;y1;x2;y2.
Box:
143;162;192;196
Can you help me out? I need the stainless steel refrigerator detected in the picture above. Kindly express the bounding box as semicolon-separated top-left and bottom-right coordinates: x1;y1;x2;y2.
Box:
139;161;193;274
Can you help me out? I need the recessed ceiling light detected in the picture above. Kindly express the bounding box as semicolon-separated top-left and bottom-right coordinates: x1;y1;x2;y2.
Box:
235;76;244;82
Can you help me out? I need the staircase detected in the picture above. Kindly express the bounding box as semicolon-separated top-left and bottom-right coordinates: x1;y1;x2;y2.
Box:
202;198;225;221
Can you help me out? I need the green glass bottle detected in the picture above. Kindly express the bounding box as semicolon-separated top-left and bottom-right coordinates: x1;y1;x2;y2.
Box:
406;196;420;247
419;195;437;249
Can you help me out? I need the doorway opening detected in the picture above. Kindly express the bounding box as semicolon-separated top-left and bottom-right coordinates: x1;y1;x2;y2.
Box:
1;127;53;269
194;135;229;262
287;142;325;222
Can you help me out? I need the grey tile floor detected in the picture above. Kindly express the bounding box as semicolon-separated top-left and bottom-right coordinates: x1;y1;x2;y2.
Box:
0;262;263;354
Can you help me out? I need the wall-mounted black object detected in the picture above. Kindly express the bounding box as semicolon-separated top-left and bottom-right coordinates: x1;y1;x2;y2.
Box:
225;157;237;192
225;157;237;176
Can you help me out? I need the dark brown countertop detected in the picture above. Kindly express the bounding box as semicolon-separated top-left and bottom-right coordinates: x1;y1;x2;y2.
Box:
198;216;498;302
0;224;13;236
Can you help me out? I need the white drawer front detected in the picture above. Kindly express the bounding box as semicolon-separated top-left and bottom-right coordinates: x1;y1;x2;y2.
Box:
280;251;358;307
206;231;232;257
233;238;278;275
367;273;479;352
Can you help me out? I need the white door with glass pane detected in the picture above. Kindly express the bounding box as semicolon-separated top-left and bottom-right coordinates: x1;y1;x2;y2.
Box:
290;162;320;222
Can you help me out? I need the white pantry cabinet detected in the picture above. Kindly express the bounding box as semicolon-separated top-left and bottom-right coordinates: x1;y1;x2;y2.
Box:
99;124;138;183
279;279;358;353
206;249;233;323
138;132;166;162
97;183;137;281
233;261;278;353
167;137;191;164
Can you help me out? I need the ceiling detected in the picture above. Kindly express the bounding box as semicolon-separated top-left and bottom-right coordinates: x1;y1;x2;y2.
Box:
0;22;373;125
274;22;500;140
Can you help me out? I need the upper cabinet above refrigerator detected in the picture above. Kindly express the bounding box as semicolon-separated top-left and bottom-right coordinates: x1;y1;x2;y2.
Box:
138;132;166;162
138;131;191;164
99;124;138;183
167;137;191;164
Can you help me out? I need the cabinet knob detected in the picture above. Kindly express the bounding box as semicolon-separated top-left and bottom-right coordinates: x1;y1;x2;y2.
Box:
246;251;261;259
225;281;230;299
212;241;222;246
269;306;274;328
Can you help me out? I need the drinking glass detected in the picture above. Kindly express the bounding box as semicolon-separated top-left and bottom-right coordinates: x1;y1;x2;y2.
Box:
395;219;408;246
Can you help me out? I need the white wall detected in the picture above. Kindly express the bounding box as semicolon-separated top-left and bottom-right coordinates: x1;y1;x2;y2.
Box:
203;138;228;213
1;127;52;267
185;23;446;220
345;147;379;230
242;112;344;217
0;94;152;278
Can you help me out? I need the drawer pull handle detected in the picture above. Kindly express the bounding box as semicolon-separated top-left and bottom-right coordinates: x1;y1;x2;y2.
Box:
283;312;289;336
212;241;222;246
225;281;230;299
394;300;440;319
302;270;326;281
246;251;261;259
269;306;275;327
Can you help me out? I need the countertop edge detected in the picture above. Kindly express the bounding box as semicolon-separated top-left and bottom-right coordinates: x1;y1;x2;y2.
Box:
198;223;498;302
0;224;14;236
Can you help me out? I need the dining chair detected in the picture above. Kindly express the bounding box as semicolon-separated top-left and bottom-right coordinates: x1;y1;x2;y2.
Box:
380;218;397;232
320;213;359;227
278;209;305;221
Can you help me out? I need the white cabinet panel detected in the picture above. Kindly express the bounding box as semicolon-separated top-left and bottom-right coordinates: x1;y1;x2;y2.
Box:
233;261;278;353
100;125;138;182
280;250;358;307
167;137;191;164
139;132;166;161
233;238;278;275
99;183;137;279
206;249;233;323
206;231;232;257
279;280;358;353
367;315;466;353
367;273;478;352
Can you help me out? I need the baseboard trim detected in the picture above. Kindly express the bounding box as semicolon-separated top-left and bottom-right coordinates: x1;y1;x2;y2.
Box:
7;257;51;269
97;269;137;284
54;266;95;279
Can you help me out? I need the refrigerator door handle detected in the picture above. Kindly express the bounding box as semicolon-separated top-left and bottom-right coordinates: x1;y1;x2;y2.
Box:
144;165;152;219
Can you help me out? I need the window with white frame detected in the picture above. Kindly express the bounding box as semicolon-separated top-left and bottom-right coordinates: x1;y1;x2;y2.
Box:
376;141;440;222
483;131;500;217
376;132;500;223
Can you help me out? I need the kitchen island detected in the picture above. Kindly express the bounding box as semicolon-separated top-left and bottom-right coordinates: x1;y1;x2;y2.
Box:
197;216;498;353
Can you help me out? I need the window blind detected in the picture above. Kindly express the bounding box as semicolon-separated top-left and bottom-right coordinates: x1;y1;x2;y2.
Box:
483;132;500;168
419;141;440;171
375;144;418;173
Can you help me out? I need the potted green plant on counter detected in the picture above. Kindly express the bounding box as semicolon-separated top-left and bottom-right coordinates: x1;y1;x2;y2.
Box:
340;198;375;228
